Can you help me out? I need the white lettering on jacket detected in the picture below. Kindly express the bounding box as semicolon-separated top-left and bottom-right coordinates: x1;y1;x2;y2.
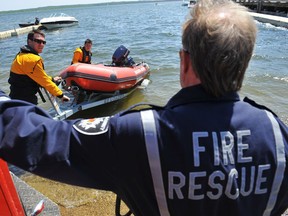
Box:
167;130;271;200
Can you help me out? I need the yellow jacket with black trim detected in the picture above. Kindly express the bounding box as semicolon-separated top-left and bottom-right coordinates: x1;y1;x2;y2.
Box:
71;47;92;64
9;46;63;98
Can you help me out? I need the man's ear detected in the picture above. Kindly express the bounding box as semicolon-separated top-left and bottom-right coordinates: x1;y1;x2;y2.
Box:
180;51;201;87
180;51;190;75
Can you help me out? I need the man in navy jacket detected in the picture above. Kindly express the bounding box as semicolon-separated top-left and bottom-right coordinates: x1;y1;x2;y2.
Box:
0;0;288;215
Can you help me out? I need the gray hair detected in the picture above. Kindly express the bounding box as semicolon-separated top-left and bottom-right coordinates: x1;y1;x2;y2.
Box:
182;0;257;97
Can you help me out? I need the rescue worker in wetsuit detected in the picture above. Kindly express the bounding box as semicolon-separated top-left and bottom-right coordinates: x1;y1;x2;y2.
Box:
0;1;288;215
8;29;70;105
71;39;93;64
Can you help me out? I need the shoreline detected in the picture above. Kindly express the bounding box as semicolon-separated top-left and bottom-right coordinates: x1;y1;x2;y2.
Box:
10;165;132;216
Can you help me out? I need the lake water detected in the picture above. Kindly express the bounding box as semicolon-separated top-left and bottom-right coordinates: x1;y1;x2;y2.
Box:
0;1;288;214
0;1;287;123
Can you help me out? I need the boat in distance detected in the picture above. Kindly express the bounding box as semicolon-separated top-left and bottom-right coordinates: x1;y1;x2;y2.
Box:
19;22;36;28
181;0;189;6
188;0;197;8
19;17;40;28
39;13;78;30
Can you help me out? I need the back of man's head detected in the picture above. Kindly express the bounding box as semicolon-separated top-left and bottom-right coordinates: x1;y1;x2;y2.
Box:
182;0;257;97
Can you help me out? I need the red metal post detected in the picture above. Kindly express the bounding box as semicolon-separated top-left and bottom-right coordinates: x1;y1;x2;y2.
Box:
0;159;25;216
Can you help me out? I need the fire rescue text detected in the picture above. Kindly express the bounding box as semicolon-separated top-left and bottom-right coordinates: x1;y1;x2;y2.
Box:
168;130;271;200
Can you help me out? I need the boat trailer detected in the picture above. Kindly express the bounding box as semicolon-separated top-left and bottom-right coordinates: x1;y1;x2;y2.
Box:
45;78;150;120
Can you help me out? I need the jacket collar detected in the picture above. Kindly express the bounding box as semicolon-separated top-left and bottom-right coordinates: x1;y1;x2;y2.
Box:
165;85;240;109
20;45;39;55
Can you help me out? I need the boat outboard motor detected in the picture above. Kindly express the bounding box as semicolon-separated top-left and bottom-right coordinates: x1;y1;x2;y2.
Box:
112;45;135;66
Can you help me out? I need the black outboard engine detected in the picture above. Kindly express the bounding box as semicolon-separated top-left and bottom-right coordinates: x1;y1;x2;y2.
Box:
112;45;135;66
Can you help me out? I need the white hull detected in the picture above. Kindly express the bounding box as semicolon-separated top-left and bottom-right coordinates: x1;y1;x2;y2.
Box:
40;13;78;30
41;22;78;29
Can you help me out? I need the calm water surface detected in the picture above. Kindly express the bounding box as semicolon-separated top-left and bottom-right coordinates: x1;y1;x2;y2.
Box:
0;1;287;123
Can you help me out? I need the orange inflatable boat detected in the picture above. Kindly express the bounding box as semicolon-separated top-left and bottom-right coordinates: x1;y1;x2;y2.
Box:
59;62;150;93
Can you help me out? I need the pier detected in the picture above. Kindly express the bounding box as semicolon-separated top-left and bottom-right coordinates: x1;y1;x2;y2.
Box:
250;12;288;27
235;0;288;16
233;0;288;28
0;25;41;40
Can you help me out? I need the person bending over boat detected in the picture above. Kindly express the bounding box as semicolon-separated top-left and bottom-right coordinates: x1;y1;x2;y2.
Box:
8;29;70;105
71;39;93;64
1;1;288;215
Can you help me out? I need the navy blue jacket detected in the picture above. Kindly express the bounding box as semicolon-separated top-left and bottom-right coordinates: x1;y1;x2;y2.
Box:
0;85;287;216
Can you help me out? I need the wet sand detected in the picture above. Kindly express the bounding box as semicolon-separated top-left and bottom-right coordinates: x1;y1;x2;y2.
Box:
20;174;132;216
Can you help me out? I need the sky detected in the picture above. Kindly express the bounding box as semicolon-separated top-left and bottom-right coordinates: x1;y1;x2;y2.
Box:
1;0;138;12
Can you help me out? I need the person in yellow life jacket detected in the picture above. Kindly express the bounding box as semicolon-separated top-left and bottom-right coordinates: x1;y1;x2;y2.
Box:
71;39;93;64
8;29;70;105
